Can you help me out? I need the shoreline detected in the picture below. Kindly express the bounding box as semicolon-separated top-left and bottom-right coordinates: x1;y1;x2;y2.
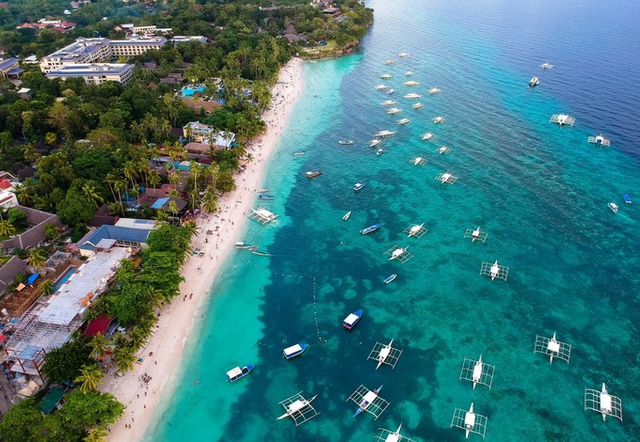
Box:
102;57;304;442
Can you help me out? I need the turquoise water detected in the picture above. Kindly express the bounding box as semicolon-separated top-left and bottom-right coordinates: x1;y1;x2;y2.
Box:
150;0;640;440
54;268;76;292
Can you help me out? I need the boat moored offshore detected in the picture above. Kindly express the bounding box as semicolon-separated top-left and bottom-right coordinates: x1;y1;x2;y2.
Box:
383;274;397;284
306;171;322;179
343;309;363;330
608;202;619;213
259;194;274;200
283;343;309;360
226;364;255;382
354;182;366;192
338;140;355;145
361;223;382;235
529;77;540;87
343;211;352;220
623;194;632;204
376;130;397;137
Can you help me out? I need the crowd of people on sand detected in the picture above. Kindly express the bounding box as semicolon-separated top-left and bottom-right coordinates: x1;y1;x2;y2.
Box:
104;59;303;441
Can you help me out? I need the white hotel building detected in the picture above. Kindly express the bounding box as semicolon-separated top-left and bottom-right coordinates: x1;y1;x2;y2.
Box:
40;36;206;84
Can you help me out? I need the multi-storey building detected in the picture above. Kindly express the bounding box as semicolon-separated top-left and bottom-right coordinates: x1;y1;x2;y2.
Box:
45;63;135;85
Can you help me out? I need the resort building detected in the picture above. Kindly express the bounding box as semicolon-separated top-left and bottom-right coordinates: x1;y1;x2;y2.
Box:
0;58;22;79
119;24;173;36
77;218;158;256
45;63;135;85
183;121;236;148
16;19;76;33
4;246;130;381
0;190;18;210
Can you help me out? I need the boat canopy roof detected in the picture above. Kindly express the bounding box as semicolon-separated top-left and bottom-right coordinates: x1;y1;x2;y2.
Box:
226;367;243;378
344;313;360;325
284;344;304;356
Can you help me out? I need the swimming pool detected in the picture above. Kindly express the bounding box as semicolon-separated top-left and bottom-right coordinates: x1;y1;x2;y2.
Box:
54;268;76;292
181;86;205;97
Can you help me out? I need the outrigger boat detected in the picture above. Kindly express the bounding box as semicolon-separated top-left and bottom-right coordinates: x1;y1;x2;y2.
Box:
343;309;363;330
375;340;394;370
432;116;445;124
398;52;409;57
277;394;318;420
383;274;397;284
428;87;441;94
375;130;396;137
343;211;351;220
306;171;322;179
623;193;632;204
380;74;393;79
354;182;366;192
361;223;382;235
283;343;309;360
388;246;408;261
257;188;270;193
381;100;396;106
412;102;424;109
608;202;619;213
384;60;395;65
375;84;388;91
422;132;435;141
353;385;382;417
259;194;274;200
226;364;254;382
370;138;383;147
235;242;256;249
376;148;384;156
386;88;396;95
338;140;355;145
404;93;422;99
405;70;414;76
406;223;424;237
403;80;420;86
397;118;411;125
292;151;306;156
387;107;402;115
540;62;554;69
490;261;500;280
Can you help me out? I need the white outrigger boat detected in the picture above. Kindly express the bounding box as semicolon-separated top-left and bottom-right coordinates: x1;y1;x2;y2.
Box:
432;116;445;124
384;59;395;65
381;100;396;106
398;52;409;57
375;84;388;91
451;402;488;439
370;138;383;147
375;423;415;442
411;157;426;166
376;339;393;369
376;148;385;156
412;102;424;109
380;74;393;79
386;88;396;95
540;62;554;69
376;130;397;137
405;70;413;76
403;93;422;99
397;118;411;125
406;223;426;237
534;331;572;364
343;211;351;221
403;80;420;86
437;145;451;155
584;383;623;422
388;246;408;261
429;87;441;94
387;107;402;115
277;392;319;425
421;132;435;141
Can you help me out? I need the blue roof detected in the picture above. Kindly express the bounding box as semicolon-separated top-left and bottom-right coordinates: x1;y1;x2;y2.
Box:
151;197;170;209
27;274;40;285
79;225;153;252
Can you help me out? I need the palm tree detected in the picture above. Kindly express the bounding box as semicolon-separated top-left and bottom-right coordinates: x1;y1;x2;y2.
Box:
202;187;218;214
75;364;104;394
28;248;46;268
123;161;139;189
105;173;119;203
0;220;15;237
40;279;55;296
113;345;136;374
146;289;165;309
148;170;161;189
84;426;109;442
128;326;148;352
167;200;179;224
14;184;35;206
88;333;111;360
154;209;169;223
82;183;104;205
112;333;128;350
168;171;181;186
182;221;199;237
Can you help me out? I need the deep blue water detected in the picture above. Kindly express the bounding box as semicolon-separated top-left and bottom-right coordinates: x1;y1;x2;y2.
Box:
149;0;640;441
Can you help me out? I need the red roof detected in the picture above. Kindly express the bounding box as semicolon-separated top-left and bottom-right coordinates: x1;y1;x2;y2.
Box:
0;334;6;345
84;316;113;337
0;179;12;189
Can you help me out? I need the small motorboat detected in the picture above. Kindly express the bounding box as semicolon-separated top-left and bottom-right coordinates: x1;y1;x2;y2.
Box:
257;188;270;193
338;140;355;145
412;102;424;109
398;52;409;57
343;309;363;330
292;151;306;156
529;76;540;87
354;182;366;192
608;202;619;213
259;194;274;200
306;171;322;179
353;385;382;417
361;223;382;235
623;193;632;204
376;148;384;156
343;211;351;221
370;138;383;147
383;274;397;284
283;343;309;360
226;364;254;382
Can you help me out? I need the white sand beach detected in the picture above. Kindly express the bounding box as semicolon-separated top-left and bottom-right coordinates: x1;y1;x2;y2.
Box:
103;57;304;442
